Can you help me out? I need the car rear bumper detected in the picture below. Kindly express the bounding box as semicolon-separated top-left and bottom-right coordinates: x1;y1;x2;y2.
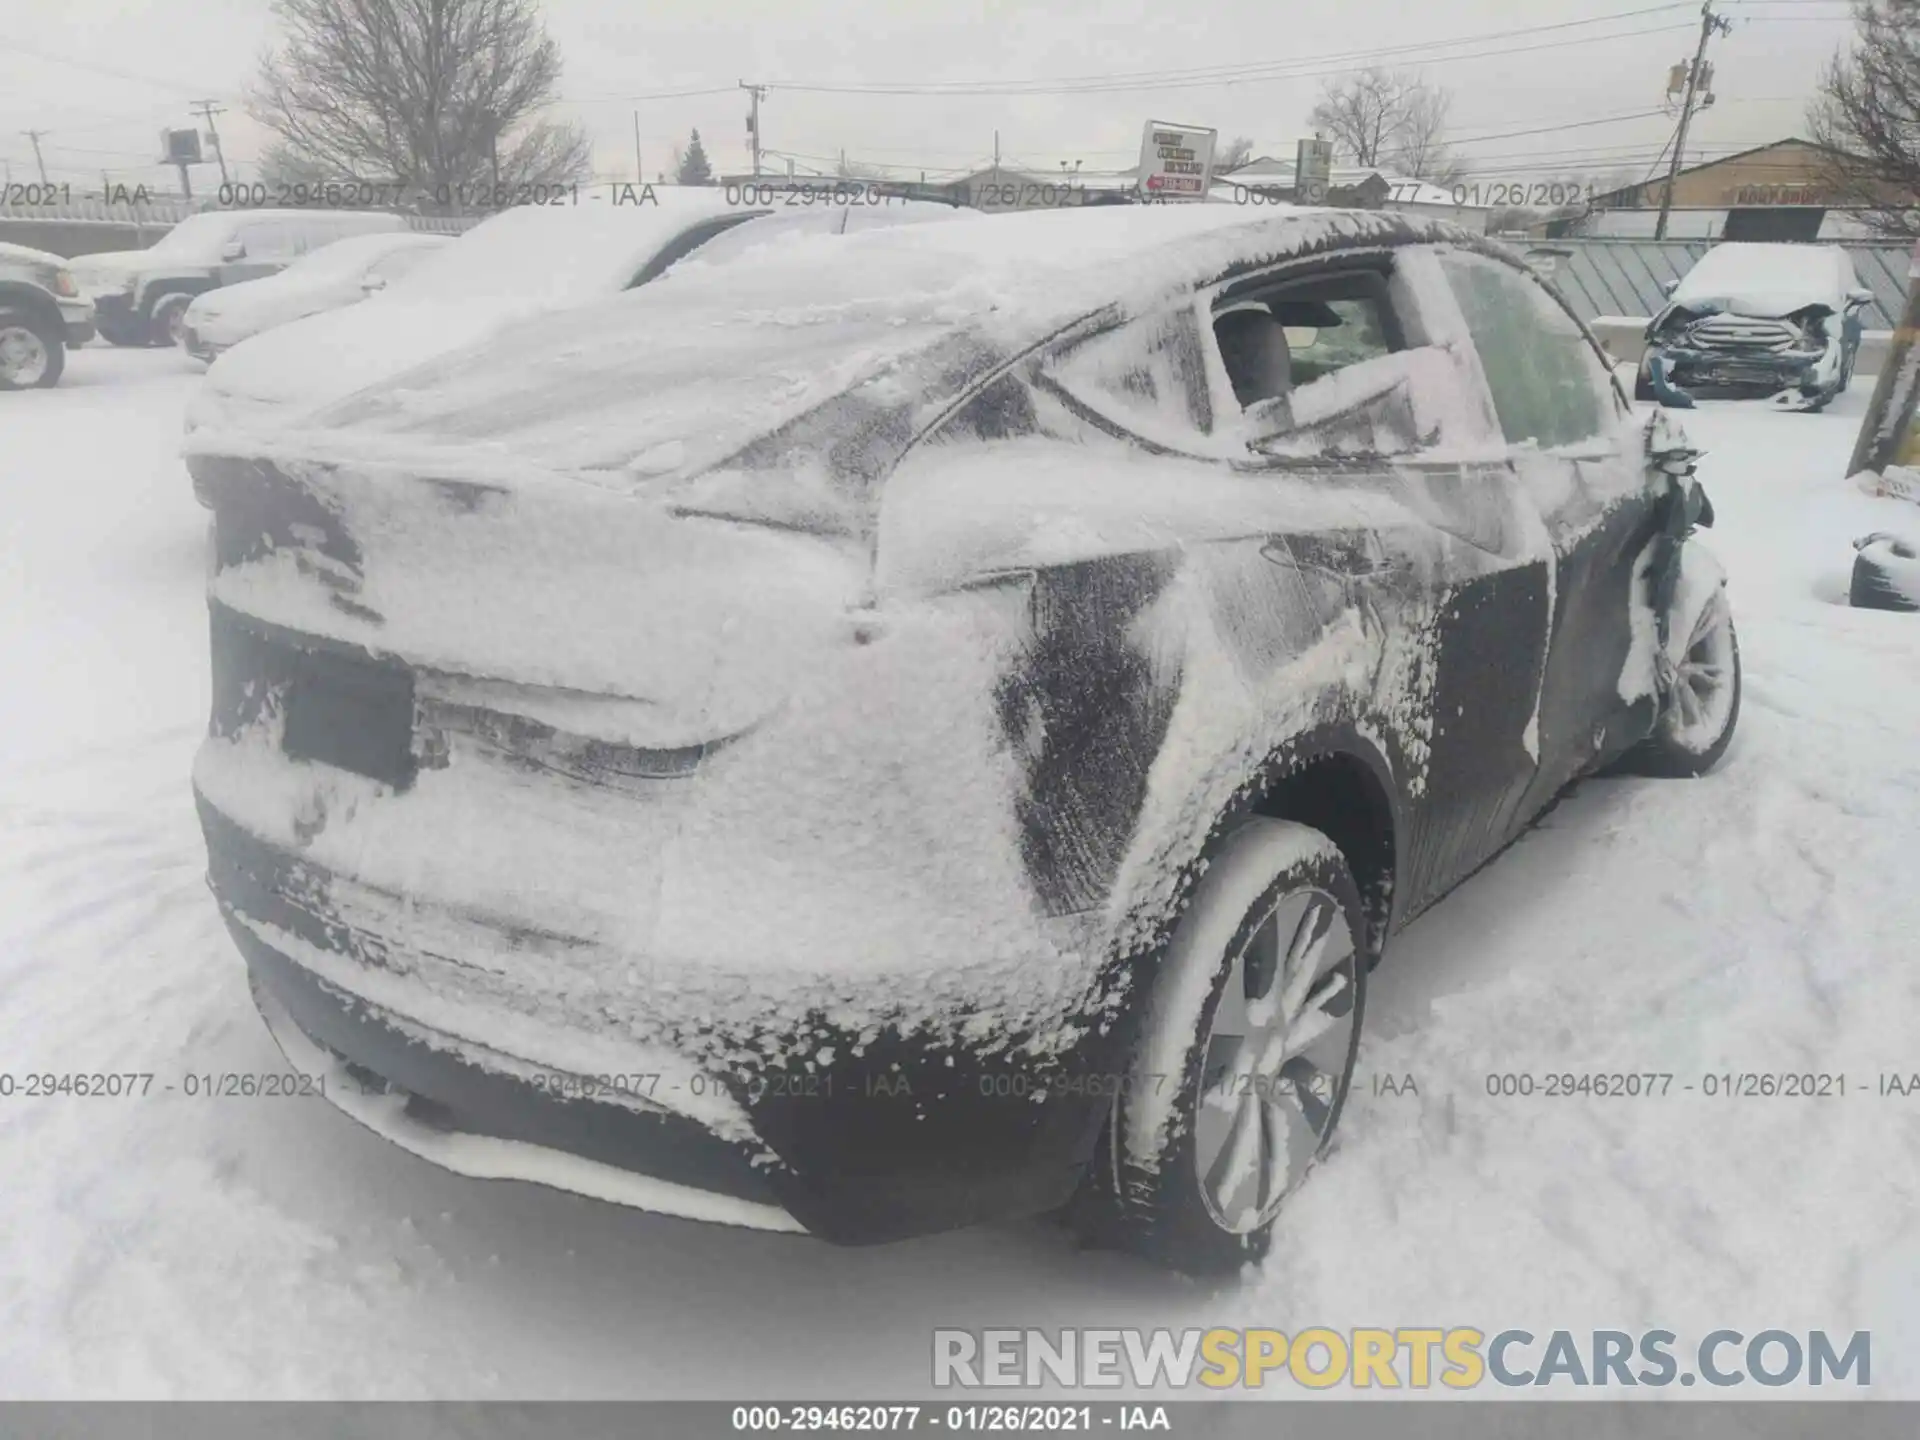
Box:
238;910;808;1233
198;785;1108;1246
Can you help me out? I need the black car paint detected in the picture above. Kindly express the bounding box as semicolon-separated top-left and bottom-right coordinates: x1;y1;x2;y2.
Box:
193;220;1688;1242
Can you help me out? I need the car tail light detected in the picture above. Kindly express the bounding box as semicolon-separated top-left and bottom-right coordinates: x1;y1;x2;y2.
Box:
53;270;79;297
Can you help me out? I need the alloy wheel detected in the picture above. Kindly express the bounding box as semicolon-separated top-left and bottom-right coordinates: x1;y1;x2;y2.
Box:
1193;886;1358;1234
0;324;50;387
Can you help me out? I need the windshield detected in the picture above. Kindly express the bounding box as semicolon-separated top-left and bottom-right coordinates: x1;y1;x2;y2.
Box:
144;212;241;261
272;234;418;280
391;203;756;305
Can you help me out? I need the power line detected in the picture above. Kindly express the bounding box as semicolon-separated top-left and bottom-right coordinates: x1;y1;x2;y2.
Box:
763;24;1700;97
0;40;222;96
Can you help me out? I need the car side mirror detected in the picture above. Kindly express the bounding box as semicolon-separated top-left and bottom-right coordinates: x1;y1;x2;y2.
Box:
221;240;246;261
1845;288;1874;309
1660;279;1679;297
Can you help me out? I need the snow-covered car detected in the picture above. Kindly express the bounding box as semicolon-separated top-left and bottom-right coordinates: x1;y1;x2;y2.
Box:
68;208;409;348
1636;242;1876;411
183;197;964;450
185;208;1739;1273
181;194;771;446
0;240;94;390
178;230;452;363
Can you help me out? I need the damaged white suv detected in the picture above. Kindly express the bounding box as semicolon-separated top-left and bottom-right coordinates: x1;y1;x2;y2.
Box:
1638;241;1875;412
185;209;1739;1274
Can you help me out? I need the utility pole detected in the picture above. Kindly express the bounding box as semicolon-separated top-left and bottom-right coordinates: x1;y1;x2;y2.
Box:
23;130;49;184
1654;0;1733;240
741;82;766;177
192;101;229;185
633;111;643;184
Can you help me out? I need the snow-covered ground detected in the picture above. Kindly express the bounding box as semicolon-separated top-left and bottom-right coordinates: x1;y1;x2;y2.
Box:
2;346;1918;1398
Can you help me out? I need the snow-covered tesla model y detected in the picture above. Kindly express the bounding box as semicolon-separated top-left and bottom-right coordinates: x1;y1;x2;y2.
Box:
185;205;1737;1274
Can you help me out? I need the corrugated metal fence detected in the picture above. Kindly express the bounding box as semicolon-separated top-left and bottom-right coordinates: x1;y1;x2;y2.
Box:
1510;236;1912;331
0;200;483;256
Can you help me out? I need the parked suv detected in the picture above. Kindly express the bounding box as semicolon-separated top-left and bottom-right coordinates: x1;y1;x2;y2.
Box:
186;208;1739;1273
1637;242;1875;411
0;240;95;389
69;209;408;348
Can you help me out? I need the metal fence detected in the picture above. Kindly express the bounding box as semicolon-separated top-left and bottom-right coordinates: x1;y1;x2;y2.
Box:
1507;235;1913;331
0;200;483;257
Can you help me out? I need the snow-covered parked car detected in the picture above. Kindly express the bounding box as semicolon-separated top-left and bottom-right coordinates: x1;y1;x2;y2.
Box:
178;231;452;363
184;208;1739;1274
0;240;93;390
182;198;965;505
183;196;963;449
1636;241;1876;411
69;208;410;348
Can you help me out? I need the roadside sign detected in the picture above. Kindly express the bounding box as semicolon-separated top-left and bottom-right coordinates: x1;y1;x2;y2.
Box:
1138;122;1217;201
1296;138;1333;205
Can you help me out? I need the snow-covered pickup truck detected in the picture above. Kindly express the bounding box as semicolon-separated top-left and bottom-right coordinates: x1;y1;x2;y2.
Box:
1637;241;1877;412
68;208;409;349
184;209;1737;1274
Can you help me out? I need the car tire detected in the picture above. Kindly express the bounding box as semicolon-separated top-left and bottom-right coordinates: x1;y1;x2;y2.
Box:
1073;818;1367;1277
0;306;65;389
1850;534;1920;613
148;293;193;349
1626;583;1741;778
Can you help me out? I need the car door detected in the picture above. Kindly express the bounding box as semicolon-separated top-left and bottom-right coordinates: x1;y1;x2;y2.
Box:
1034;247;1555;915
1432;248;1665;814
1231;251;1557;910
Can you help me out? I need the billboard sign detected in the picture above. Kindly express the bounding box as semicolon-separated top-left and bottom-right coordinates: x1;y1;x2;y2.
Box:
160;128;202;165
1138;122;1217;201
1296;137;1334;205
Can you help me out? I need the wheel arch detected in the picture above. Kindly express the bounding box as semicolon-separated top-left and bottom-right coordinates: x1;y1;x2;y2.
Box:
137;275;217;320
0;282;65;335
1244;731;1402;958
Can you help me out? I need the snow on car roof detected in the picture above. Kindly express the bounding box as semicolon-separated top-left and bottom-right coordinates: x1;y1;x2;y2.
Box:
391;188;762;305
1669;241;1853;317
275;229;449;278
225;206;1478;478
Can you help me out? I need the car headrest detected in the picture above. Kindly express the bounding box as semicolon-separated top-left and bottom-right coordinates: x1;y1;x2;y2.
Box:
1214;307;1294;409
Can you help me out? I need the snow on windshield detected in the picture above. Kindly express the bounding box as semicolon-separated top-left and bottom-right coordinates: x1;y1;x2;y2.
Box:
1670;242;1849;316
277;232;440;280
142;212;244;261
391;191;749;304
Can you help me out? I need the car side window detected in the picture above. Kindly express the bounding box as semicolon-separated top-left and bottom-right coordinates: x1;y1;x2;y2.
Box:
236;222;295;261
1437;252;1611;450
369;246;435;284
1206;263;1486;461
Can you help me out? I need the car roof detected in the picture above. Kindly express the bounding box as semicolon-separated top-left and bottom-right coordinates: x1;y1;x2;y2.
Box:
251;206;1488;480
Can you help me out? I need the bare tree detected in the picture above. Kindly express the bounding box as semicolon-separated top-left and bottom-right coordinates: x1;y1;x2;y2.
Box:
1808;0;1920;237
250;0;592;210
1392;87;1460;183
1218;135;1255;172
1308;67;1454;173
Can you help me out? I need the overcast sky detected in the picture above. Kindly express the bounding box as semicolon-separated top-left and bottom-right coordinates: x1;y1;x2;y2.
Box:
0;0;1864;194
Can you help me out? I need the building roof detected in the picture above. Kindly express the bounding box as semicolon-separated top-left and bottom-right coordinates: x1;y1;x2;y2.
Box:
1590;137;1868;204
